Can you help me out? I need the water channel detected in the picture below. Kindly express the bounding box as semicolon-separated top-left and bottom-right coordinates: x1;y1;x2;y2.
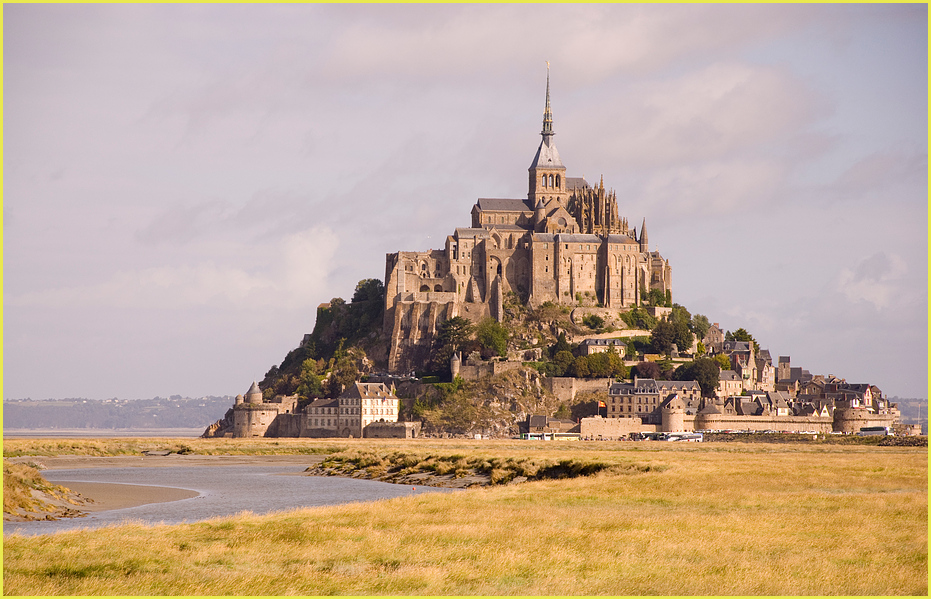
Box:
4;464;457;536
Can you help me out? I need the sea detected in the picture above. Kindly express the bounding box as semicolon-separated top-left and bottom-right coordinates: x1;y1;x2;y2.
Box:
3;463;458;536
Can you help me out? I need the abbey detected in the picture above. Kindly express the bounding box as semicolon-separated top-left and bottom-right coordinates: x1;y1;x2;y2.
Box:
384;71;671;373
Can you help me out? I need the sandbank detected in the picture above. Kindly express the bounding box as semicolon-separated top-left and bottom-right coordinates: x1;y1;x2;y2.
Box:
52;481;200;511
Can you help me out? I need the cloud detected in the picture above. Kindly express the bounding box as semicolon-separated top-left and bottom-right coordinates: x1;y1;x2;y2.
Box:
836;252;908;311
7;227;340;311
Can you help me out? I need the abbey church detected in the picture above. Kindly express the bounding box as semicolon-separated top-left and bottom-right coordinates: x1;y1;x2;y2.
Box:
384;71;671;373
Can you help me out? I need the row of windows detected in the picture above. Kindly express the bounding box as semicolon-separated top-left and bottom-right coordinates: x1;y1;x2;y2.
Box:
541;174;561;189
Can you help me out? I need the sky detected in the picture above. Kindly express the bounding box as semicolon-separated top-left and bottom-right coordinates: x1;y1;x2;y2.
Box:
4;4;927;401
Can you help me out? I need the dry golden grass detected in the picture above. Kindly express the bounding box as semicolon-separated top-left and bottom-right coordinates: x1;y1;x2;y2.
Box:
3;439;927;595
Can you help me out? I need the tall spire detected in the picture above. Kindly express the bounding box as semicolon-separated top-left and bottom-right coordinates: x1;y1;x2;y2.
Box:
541;61;554;141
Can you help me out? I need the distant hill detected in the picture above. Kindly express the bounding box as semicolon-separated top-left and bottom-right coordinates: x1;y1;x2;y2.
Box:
2;396;232;430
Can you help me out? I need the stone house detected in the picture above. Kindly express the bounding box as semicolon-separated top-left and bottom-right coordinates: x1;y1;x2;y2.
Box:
579;337;627;357
606;378;701;425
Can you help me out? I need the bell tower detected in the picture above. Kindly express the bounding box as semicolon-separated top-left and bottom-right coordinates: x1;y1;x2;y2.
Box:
528;63;568;206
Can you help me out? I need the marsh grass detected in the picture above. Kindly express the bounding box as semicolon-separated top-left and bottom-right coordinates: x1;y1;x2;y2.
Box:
314;449;635;485
2;437;350;458
2;460;83;516
3;440;926;595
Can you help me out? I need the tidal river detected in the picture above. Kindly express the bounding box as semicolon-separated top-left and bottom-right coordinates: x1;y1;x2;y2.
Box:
4;464;457;536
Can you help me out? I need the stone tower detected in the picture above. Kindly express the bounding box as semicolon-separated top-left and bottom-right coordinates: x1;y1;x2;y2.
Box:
528;64;568;206
450;351;461;379
662;393;686;433
245;381;263;404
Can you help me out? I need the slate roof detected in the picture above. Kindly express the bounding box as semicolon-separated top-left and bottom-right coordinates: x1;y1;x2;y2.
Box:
529;138;565;169
555;233;602;244
720;370;741;381
698;401;722;415
455;228;491;238
606;234;638;244
532;233;557;242
476;198;535;212
565;177;590;191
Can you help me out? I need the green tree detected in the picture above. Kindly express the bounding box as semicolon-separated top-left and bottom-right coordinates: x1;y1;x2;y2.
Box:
633;361;661;380
436;316;475;352
621;306;657;330
713;353;733;371
691;314;711;341
569;355;591;378
553;350;575;377
673;357;721;398
296;358;324;400
672;319;694;354
351;278;385;304
725;328;760;353
549;332;574;359
670;304;691;327
606;346;628;379
476;318;509;358
582;314;605;330
650;320;676;354
324;352;359;398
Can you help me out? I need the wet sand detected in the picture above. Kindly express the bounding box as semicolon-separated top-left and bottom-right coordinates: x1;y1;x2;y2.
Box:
52;481;200;511
6;454;325;517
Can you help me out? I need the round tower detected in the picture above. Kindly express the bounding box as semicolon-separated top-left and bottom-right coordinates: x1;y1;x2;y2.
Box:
662;393;685;433
234;394;245;405
245;381;263;404
450;351;461;380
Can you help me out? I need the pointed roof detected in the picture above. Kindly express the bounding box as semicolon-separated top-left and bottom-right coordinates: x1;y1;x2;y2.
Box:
640;218;648;246
529;64;565;171
247;381;261;395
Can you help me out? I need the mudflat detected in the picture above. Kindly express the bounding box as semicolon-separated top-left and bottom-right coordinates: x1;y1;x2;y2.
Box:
10;453;325;471
5;455;325;516
47;481;199;511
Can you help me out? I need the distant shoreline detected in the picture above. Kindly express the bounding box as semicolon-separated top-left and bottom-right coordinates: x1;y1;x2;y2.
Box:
3;428;205;438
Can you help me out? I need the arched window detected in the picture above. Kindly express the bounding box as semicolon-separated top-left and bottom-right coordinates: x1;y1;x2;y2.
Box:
548;174;554;187
541;175;547;188
434;284;443;292
555;174;560;188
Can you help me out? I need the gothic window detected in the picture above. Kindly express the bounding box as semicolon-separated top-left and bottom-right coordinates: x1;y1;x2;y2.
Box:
542;175;547;188
434;285;443;292
548;174;554;187
555;174;560;188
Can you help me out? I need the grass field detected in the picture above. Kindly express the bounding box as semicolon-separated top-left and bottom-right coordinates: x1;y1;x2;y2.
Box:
2;438;927;595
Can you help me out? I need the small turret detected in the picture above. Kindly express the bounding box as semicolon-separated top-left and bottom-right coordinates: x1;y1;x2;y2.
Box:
534;198;546;229
245;381;263;404
450;351;461;379
639;218;649;252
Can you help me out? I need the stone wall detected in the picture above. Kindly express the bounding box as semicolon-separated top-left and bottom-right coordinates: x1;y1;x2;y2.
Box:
543;377;613;403
364;421;421;439
692;413;833;433
580;416;642;439
458;360;524;382
833;408;898;434
232;404;280;438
